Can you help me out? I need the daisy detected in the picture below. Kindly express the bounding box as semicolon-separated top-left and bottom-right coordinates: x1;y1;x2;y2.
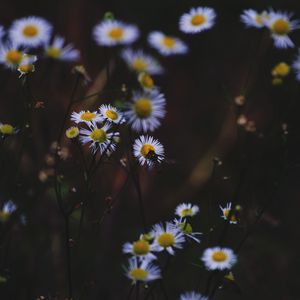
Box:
202;247;237;271
271;62;290;77
126;257;161;284
99;104;125;124
0;200;17;222
151;222;185;255
93;19;139;47
17;54;37;77
123;237;157;261
79;123;118;154
121;48;163;75
65;126;79;139
0;123;17;135
70;110;103;125
179;7;216;34
293;49;300;81
45;35;80;61
0;43;24;69
175;203;199;219
180;291;208;300
138;72;156;90
219;202;237;224
240;9;268;28
9;16;52;48
173;219;202;244
266;11;299;49
133;135;164;167
148;31;188;56
125;89;166;132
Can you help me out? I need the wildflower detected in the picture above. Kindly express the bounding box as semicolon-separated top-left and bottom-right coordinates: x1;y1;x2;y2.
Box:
79;123;118;154
65;126;79;139
0;123;17;135
121;48;163;75
202;247;237;271
266;11;299;49
0;200;17;222
179;7;216;34
9;16;52;48
133;135;164;167
45;35;80;61
124;90;166;132
70;110;103;125
93;19;139;47
219;202;237;224
0;43;24;69
123;237;157;261
99;104;125;124
138;72;155;90
17;54;37;77
126;257;161;284
173;219;201;244
151;222;185;255
180;291;208;300
148;31;188;56
292;49;300;81
271;62;290;78
175;203;199;219
240;9;268;28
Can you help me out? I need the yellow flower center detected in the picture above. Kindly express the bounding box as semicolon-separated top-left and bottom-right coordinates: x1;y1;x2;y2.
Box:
272;62;290;77
19;64;34;74
129;268;148;281
6;50;23;65
224;209;237;222
134;98;152;118
212;251;228;262
80;112;96;121
132;58;148;72
163;36;176;48
66;127;79;139
46;47;61;59
90;128;107;143
105;109;118;120
109;27;124;40
139;73;154;89
140;144;155;158
157;233;175;248
191;15;206;26
0;211;10;222
271;19;290;35
181;208;193;217
0;124;14;135
132;240;150;255
23;25;39;37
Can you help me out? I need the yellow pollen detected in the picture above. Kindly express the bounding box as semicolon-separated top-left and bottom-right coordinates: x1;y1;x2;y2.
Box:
272;62;290;77
6;50;23;65
109;27;124;40
46;47;61;59
181;208;193;217
90;128;107;143
139;73;154;89
105;109;118;120
212;251;228;262
224;209;237;222
271;19;290;35
140;144;155;158
80;112;96;121
157;233;175;248
23;25;39;37
66;127;79;139
191;15;206;26
134;98;152;118
132;240;150;255
19;64;34;74
130;268;148;281
132;58;148;72
0;124;14;135
163;36;176;48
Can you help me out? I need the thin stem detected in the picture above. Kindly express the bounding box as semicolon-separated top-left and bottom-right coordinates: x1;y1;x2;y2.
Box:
65;217;73;299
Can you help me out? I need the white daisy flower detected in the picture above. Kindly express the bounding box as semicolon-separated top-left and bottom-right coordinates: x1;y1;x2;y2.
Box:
126;257;161;284
180;291;208;300
266;11;299;49
121;48;163;75
293;49;300;81
18;54;37;77
123;237;157;261
93;19;139;47
173;219;202;244
133;135;164;168
99;104;125;124
219;202;237;224
148;31;188;56
70;110;103;125
0;42;24;69
240;9;268;28
179;7;216;34
202;247;237;271
175;203;199;219
138;72;156;91
9;16;53;48
125;89;166;132
45;35;80;61
0;200;17;222
151;222;185;255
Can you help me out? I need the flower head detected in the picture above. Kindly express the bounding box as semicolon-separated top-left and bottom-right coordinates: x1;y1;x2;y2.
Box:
202;247;237;270
71;110;103;125
175;203;199;219
173;219;201;244
65;126;79;139
219;202;237;224
0;200;17;222
180;291;208;300
17;54;37;77
0;43;24;69
271;62;290;77
0;123;17;135
138;72;156;91
99;104;125;124
240;9;268;28
123;237;157;261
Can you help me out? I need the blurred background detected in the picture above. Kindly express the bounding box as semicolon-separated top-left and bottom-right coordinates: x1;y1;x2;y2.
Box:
0;0;300;299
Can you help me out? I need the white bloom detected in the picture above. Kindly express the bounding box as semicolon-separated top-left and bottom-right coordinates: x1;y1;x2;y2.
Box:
9;16;52;48
18;54;37;77
173;219;201;244
93;19;139;47
0;200;17;222
0;42;24;69
180;291;208;300
219;202;237;224
124;89;166;132
179;7;216;34
133;135;164;168
71;110;103;125
240;9;268;28
121;48;163;75
151;222;185;255
202;247;237;270
123;237;157;261
45;35;80;61
148;31;188;56
175;203;199;219
99;104;125;124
